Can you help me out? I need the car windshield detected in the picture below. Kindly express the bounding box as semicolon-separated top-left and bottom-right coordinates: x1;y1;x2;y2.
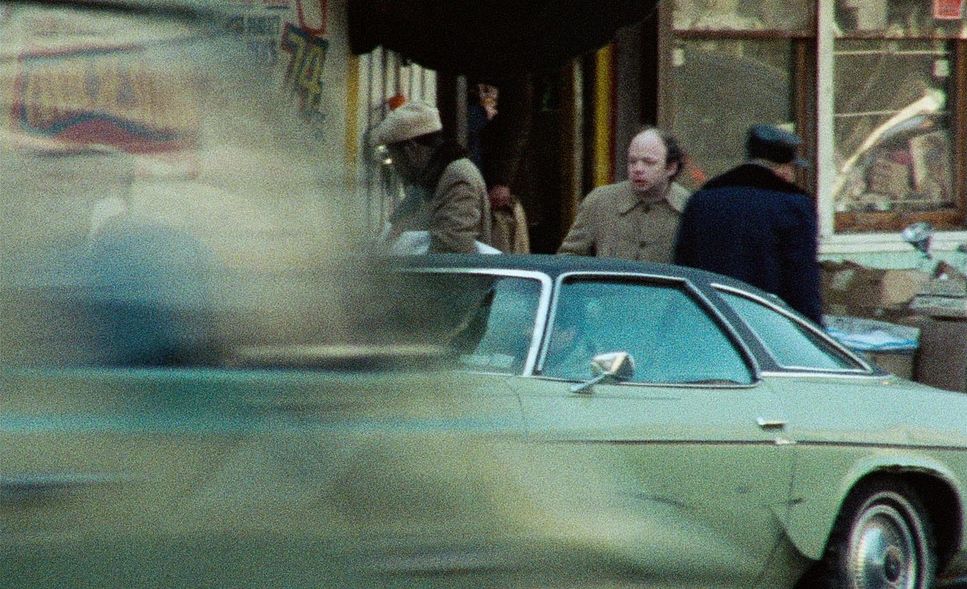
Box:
0;1;373;368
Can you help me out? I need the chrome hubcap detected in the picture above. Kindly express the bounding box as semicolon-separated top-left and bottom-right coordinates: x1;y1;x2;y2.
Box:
848;502;919;589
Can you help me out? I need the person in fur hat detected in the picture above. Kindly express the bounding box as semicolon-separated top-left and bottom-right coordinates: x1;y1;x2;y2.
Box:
371;101;492;254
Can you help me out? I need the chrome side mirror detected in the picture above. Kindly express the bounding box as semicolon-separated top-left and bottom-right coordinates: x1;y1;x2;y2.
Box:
902;222;933;259
570;351;636;395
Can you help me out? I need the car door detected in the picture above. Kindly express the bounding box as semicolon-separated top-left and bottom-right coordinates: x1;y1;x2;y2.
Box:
515;273;796;587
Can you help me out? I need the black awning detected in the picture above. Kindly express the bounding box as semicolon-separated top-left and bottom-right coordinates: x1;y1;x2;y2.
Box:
348;0;658;80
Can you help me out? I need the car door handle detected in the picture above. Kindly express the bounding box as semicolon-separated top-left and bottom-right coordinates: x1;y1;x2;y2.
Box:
756;417;788;430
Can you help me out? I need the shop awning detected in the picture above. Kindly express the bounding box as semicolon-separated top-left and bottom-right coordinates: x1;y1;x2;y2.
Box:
348;0;658;80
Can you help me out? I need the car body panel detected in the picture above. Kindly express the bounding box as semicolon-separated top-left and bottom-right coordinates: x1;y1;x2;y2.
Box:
400;255;967;582
765;374;967;568
515;376;794;585
0;367;560;587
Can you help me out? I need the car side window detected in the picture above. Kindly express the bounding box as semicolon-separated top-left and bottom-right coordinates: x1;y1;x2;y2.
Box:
541;277;753;385
452;277;542;374
376;272;542;375
718;290;862;371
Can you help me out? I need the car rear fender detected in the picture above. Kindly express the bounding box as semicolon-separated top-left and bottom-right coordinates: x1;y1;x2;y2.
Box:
784;451;963;561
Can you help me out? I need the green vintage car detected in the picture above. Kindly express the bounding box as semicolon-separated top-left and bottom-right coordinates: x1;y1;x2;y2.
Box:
386;254;967;589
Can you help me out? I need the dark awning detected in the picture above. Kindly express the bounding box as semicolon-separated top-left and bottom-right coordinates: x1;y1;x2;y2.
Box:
348;0;658;80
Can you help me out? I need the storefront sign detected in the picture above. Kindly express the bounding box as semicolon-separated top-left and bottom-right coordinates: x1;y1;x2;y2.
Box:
281;23;329;116
10;47;199;155
933;0;964;20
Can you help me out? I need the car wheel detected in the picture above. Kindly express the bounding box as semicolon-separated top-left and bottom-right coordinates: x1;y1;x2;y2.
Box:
820;478;936;589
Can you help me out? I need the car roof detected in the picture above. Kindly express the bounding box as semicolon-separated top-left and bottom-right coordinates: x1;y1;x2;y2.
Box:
396;253;785;303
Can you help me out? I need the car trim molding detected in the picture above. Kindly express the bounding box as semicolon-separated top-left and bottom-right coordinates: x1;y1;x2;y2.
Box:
527;374;758;389
760;370;884;380
795;440;967;453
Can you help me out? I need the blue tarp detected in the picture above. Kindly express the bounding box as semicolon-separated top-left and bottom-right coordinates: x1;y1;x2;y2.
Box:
824;315;919;353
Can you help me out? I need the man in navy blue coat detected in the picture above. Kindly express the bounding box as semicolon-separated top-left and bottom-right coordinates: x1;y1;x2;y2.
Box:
673;125;823;325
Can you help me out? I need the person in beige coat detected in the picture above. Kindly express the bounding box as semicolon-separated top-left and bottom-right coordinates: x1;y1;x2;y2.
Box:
371;101;492;254
558;127;688;263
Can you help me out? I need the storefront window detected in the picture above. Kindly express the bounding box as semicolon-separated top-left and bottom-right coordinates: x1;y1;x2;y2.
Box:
833;39;956;217
669;39;794;188
667;1;814;189
832;1;966;233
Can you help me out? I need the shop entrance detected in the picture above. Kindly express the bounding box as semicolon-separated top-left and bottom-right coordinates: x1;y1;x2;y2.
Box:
439;69;579;254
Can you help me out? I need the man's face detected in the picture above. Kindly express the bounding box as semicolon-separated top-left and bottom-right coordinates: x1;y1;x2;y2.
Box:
387;141;422;183
627;130;675;196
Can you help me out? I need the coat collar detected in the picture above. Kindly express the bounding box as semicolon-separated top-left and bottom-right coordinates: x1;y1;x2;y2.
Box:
701;163;807;196
415;140;470;190
616;181;682;215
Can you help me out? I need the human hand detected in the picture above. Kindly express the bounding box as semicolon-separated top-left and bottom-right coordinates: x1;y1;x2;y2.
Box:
488;185;512;209
478;84;499;120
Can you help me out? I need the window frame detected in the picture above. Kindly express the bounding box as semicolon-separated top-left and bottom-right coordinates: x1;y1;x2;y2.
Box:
399;267;553;376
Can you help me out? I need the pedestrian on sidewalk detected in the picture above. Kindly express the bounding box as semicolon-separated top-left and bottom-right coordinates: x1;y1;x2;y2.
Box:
558;126;689;262
371;101;492;254
673;124;822;324
468;78;532;254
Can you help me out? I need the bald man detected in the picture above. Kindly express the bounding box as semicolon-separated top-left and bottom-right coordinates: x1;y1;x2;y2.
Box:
558;127;689;262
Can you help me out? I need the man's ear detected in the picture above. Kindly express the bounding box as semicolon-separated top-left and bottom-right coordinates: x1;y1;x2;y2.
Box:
666;160;681;179
774;163;796;183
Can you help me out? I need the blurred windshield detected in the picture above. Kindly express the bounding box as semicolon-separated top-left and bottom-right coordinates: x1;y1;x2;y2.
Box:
0;1;369;367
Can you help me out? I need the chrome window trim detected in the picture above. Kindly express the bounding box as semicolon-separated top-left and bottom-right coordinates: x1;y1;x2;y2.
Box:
530;374;759;389
398;267;552;376
536;270;762;384
713;283;874;374
761;370;893;381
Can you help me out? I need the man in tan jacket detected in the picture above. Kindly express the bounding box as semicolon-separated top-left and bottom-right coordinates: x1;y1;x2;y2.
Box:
558;127;688;262
371;101;492;254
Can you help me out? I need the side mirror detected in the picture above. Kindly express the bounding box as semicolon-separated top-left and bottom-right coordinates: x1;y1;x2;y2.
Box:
571;351;636;395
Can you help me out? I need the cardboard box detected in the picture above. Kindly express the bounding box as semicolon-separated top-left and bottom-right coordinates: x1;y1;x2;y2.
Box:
866;351;915;380
914;316;967;393
821;261;929;318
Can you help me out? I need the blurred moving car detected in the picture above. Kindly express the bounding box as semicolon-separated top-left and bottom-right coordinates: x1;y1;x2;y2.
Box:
6;250;967;588
0;2;596;587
